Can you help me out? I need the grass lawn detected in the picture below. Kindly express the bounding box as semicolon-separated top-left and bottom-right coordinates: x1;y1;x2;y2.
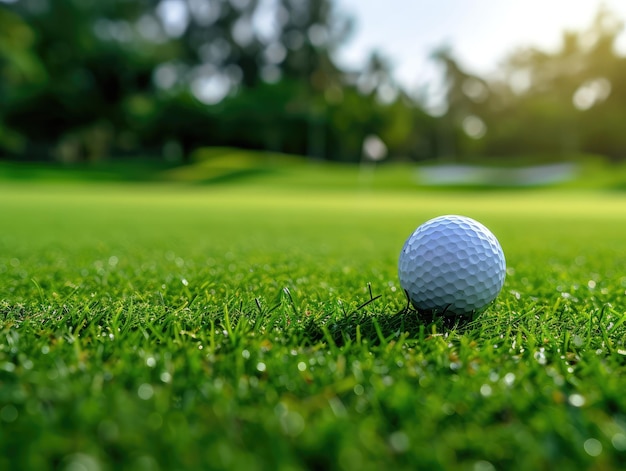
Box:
2;162;626;470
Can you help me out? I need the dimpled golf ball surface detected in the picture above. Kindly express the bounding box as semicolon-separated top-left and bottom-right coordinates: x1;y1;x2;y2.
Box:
399;215;506;315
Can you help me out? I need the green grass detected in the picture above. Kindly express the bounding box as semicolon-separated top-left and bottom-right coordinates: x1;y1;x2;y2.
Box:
4;147;626;191
3;168;626;470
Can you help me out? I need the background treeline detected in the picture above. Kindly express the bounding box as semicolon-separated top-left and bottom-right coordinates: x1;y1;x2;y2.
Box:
1;0;626;164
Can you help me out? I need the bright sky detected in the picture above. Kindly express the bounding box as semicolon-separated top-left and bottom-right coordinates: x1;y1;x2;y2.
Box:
335;0;626;99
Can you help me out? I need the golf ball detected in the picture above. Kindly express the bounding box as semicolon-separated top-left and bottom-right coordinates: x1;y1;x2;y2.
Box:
398;215;505;315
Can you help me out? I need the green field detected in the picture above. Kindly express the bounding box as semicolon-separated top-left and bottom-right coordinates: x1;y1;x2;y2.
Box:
3;162;626;470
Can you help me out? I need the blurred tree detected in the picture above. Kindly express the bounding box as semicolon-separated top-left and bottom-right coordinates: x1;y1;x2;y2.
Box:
0;7;46;156
145;0;357;160
3;0;179;161
482;5;626;161
8;0;626;165
431;46;490;160
262;0;353;159
1;0;435;163
575;7;626;160
325;51;436;161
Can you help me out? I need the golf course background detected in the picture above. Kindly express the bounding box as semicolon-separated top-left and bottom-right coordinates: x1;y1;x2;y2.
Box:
4;1;626;164
3;155;626;470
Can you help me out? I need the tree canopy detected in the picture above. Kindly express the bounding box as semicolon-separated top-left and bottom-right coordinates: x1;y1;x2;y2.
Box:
1;1;626;163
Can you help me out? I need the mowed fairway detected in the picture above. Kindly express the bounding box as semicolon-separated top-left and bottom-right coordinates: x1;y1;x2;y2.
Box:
2;174;626;470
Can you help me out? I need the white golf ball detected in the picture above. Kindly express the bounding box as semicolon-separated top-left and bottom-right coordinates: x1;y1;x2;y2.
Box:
398;215;506;315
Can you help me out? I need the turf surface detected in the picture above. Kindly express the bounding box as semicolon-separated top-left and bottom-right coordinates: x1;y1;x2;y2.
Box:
2;173;626;470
